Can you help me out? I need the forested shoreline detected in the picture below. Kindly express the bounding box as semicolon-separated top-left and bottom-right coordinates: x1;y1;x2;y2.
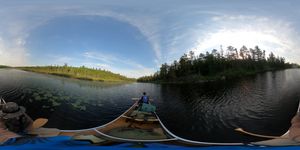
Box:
138;45;299;83
17;65;135;82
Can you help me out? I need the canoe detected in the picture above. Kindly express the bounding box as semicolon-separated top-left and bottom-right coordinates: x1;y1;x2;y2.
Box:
55;101;244;146
3;99;300;147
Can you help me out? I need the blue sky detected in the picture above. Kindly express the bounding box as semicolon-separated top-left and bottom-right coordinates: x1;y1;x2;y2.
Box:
0;0;300;77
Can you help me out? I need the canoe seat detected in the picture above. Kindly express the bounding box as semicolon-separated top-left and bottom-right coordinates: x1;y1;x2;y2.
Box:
121;115;158;122
125;110;158;122
106;127;167;140
130;110;152;116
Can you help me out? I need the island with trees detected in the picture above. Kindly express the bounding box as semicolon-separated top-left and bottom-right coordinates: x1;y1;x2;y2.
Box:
138;45;299;83
17;65;135;82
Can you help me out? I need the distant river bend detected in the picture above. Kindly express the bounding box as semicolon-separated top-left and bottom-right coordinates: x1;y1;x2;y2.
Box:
0;68;300;142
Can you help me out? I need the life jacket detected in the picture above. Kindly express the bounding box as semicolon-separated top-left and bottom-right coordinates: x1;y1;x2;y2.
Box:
142;96;149;103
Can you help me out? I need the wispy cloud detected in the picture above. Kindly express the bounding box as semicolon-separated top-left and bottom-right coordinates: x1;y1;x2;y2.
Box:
3;5;164;67
83;51;155;77
1;1;300;71
83;51;116;64
82;61;155;78
79;10;162;64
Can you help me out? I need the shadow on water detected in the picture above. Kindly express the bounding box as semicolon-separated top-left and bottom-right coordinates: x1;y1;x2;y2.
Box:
0;68;300;142
155;69;300;142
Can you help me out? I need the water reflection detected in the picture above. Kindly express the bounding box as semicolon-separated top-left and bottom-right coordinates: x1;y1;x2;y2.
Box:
0;68;300;142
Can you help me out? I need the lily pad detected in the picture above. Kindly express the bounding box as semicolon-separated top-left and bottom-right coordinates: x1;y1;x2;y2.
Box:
35;96;42;101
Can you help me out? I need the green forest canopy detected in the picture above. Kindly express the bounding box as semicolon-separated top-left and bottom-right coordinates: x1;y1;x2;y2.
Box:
138;45;298;82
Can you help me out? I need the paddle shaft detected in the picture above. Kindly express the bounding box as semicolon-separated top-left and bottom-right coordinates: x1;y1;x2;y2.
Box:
235;128;288;139
297;99;300;113
235;100;300;139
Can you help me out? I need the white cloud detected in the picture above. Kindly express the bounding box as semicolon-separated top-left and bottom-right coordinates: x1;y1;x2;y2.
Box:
190;15;300;64
0;37;28;66
1;2;300;71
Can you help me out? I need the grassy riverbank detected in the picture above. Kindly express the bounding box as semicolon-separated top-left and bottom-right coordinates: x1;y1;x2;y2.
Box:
0;65;10;68
138;45;296;83
17;66;136;82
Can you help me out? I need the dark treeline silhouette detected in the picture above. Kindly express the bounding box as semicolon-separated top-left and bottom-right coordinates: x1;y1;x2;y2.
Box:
138;45;295;83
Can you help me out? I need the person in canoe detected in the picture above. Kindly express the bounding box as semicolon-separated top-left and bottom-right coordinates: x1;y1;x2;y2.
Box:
138;92;150;105
136;92;156;113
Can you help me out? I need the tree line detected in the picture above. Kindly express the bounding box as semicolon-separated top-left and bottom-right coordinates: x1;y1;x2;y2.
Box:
18;65;135;82
138;45;295;82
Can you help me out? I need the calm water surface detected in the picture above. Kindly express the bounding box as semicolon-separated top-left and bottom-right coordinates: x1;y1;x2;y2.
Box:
0;68;300;143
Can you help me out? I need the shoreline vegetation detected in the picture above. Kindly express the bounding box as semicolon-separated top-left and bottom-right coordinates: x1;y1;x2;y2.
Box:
0;65;10;68
15;65;136;82
138;45;299;83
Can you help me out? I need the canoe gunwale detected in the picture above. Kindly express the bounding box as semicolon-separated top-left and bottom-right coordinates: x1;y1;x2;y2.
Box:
58;102;246;145
249;99;300;146
154;112;244;146
60;103;138;133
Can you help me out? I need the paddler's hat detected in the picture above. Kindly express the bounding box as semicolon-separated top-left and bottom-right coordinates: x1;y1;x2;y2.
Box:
0;102;26;119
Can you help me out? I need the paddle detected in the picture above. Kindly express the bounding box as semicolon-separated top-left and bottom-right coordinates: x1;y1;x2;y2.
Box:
26;118;61;137
27;128;60;137
235;101;300;140
0;97;6;104
26;118;49;131
32;118;48;129
235;128;288;139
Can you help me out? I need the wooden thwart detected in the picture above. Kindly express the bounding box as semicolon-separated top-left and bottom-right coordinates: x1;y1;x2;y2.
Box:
121;115;159;122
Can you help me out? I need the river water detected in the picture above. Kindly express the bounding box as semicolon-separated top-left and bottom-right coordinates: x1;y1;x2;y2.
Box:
0;68;300;143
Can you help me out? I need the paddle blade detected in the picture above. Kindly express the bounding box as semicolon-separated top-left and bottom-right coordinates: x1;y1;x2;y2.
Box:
33;118;48;129
235;128;243;132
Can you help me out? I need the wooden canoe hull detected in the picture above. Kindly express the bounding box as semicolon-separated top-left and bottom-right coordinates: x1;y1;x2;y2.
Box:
56;102;243;146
